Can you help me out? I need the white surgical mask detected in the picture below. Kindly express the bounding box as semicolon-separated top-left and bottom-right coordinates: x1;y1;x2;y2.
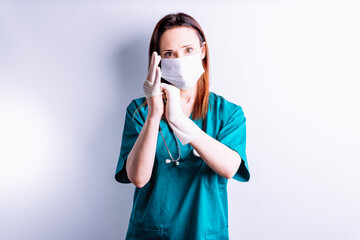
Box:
160;52;204;89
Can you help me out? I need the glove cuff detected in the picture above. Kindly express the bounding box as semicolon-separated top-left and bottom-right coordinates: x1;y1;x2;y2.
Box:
168;116;201;145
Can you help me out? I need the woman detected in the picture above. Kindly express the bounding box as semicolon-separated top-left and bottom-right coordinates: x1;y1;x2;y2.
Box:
115;12;250;240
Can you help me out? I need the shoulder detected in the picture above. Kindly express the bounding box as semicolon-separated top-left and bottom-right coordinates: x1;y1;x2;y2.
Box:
126;96;147;112
125;96;147;123
209;91;245;119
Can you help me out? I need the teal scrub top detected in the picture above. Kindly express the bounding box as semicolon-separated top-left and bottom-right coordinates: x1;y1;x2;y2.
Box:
115;91;250;240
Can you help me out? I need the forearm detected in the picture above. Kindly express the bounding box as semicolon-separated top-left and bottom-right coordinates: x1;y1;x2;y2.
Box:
190;130;241;179
126;116;161;188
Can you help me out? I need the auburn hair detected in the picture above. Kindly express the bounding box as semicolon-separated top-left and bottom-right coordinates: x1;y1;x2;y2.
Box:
134;12;210;121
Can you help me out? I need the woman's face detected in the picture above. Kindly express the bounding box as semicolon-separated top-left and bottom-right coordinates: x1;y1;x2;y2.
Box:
159;26;206;59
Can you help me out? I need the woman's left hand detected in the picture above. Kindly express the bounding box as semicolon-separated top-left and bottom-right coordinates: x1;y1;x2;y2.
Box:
160;82;201;145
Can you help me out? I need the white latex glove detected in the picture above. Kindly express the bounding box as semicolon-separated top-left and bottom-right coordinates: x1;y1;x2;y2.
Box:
160;82;201;145
143;52;162;98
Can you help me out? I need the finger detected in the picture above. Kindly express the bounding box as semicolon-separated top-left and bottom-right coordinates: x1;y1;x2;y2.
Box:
155;53;161;67
150;51;156;65
154;66;162;87
147;51;157;82
146;53;154;81
151;54;161;82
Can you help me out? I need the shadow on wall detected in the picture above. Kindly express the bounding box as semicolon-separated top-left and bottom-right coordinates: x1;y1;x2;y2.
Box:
84;35;150;239
110;36;149;237
116;36;150;101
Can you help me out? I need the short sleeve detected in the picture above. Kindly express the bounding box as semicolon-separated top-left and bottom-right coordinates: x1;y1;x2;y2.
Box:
216;106;250;182
115;100;145;183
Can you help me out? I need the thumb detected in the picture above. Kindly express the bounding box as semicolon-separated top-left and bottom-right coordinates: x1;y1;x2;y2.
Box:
160;82;179;93
160;82;172;92
160;83;180;99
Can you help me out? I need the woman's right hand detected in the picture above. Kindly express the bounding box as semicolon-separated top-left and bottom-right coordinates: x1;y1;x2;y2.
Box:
143;51;164;119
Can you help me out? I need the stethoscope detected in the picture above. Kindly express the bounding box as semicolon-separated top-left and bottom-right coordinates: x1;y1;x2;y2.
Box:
159;116;206;166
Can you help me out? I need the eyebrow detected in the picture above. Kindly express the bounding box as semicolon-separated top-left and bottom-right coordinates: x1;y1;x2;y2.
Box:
162;44;194;52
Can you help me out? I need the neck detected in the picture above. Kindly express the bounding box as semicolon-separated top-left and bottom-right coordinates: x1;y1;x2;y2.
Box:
180;84;197;104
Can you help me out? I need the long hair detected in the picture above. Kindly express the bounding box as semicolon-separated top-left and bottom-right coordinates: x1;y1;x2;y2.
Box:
135;12;210;121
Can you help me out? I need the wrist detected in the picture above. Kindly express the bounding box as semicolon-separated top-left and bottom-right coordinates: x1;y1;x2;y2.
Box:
168;116;201;145
168;113;187;126
147;115;162;124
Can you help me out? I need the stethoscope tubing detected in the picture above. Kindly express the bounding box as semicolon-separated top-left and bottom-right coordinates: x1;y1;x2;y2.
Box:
159;116;206;165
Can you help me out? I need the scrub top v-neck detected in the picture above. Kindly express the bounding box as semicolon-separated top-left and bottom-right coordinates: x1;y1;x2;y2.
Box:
115;91;250;240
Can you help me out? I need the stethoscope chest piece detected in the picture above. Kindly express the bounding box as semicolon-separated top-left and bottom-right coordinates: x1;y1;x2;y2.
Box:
193;149;200;157
160;116;206;167
165;159;180;166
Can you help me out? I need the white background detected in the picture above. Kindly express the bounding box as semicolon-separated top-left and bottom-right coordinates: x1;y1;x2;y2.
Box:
1;1;359;239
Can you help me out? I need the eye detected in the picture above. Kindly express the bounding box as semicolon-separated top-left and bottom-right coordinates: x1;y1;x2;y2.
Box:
186;48;193;53
164;52;173;57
